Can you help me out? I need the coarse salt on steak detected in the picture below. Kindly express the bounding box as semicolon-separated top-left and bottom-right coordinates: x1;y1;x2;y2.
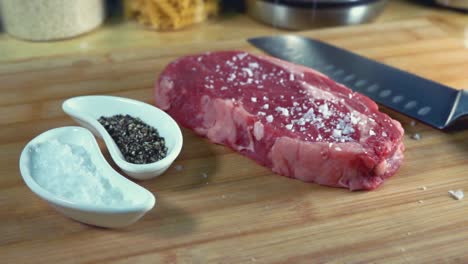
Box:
154;51;405;190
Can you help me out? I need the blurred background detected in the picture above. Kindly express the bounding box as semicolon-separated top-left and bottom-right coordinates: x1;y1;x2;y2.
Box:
0;0;466;61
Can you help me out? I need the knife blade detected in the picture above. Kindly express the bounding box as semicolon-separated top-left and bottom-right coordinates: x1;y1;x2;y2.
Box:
248;35;468;130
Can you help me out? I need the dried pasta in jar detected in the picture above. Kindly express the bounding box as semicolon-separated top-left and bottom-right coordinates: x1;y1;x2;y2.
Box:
124;0;219;31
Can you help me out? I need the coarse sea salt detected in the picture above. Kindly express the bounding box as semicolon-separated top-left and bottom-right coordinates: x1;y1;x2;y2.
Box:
275;106;289;117
448;190;464;200
249;62;259;69
266;115;274;123
30;139;132;207
411;133;421;140
242;68;253;77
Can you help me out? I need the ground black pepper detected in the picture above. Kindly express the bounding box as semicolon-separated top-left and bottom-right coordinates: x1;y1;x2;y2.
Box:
98;114;168;164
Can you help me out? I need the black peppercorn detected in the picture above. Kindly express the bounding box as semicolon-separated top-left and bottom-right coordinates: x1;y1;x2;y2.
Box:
98;114;168;164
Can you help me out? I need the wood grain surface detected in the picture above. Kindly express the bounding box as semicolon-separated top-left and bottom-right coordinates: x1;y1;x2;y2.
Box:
2;18;468;263
0;0;467;62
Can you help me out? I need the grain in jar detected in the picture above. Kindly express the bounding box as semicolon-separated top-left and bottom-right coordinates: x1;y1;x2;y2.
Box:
0;0;105;41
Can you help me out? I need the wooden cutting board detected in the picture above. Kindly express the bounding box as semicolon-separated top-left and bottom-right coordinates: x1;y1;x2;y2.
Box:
2;18;468;263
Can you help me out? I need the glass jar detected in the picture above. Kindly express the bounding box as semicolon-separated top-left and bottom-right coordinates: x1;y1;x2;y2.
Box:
0;0;106;41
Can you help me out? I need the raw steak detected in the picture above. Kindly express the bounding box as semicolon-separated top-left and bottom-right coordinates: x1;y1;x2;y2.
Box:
154;51;405;190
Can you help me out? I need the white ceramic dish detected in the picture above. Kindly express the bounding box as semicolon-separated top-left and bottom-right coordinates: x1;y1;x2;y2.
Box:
19;126;156;228
62;95;183;180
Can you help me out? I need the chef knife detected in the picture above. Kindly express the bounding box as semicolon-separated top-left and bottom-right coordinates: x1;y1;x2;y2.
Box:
248;35;468;130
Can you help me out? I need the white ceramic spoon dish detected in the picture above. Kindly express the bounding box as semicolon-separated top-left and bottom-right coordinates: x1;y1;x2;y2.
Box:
62;95;183;180
19;126;156;228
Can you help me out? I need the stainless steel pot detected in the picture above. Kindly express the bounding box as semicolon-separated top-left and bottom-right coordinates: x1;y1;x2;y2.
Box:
246;0;388;30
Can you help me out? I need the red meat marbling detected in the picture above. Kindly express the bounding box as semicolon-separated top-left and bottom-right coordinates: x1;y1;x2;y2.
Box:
154;51;405;190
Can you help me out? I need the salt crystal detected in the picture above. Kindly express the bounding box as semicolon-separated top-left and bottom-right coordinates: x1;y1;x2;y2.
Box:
242;68;253;77
411;133;421;140
266;115;274;123
303;108;315;121
228;73;236;82
285;124;293;130
258;111;266;116
262;104;269;110
30;140;133;207
382;132;388;137
275;107;289;117
318;103;332;119
251;97;257;103
237;53;248;60
335;147;342;151
332;129;342;138
350;113;360;125
369;130;376;136
296;118;306;126
201;173;208;178
249;62;259;69
342;124;355;135
290;73;295;81
448;190;464;200
221;86;228;91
